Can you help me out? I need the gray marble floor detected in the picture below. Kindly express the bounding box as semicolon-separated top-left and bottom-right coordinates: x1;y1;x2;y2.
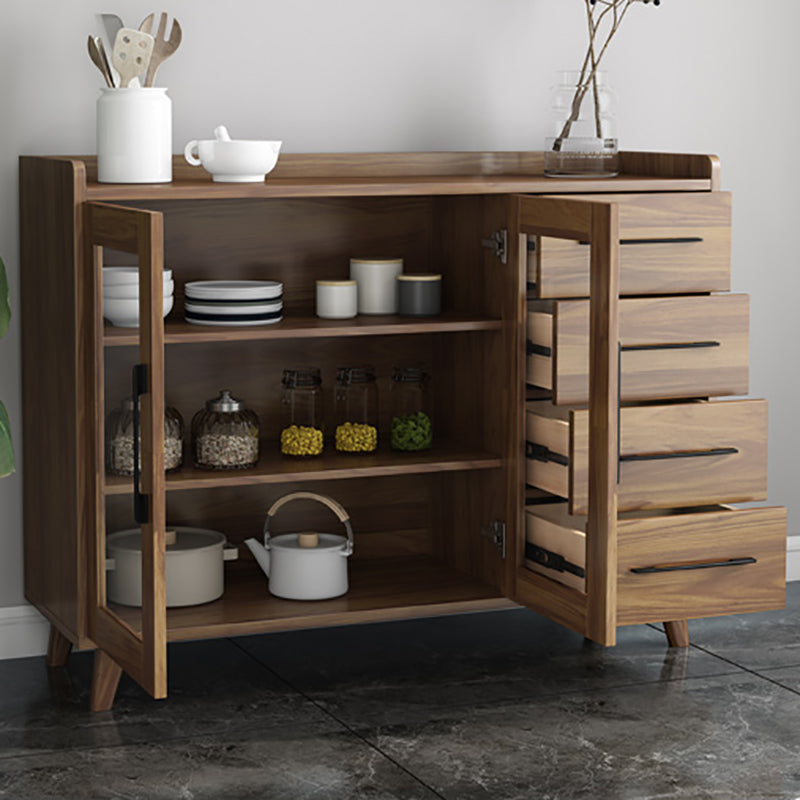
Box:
2;585;800;799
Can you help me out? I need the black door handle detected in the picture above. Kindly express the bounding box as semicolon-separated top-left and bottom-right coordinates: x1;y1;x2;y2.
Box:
132;363;149;525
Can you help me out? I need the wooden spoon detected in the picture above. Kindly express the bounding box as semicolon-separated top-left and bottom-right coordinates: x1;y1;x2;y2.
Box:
111;28;154;88
87;35;114;88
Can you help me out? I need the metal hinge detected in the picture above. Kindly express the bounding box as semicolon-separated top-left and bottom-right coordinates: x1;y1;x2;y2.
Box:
481;519;506;559
481;229;508;265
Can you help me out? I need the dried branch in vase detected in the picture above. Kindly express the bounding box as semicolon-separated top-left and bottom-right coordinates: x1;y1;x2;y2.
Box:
552;0;663;152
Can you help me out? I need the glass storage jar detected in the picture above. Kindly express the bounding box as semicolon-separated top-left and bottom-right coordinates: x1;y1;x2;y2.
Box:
390;366;433;451
280;367;324;456
106;397;184;476
335;366;379;453
191;390;259;469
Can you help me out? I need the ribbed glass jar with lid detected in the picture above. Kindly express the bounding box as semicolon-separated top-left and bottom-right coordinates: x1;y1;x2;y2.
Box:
106;397;184;476
390;366;433;451
191;390;260;470
280;367;324;456
334;366;378;453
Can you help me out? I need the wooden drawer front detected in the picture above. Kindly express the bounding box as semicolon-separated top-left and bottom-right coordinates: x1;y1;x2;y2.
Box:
527;293;749;405
526;399;768;514
525;507;585;592
527;192;732;298
617;506;786;625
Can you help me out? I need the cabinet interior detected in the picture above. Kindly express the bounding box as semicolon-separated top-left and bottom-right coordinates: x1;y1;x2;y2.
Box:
99;192;517;638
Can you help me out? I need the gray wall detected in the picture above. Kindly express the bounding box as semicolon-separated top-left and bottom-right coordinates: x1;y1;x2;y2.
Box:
1;1;798;609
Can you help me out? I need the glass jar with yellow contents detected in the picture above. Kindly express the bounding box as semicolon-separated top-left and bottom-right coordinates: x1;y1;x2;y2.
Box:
334;366;378;453
280;367;324;456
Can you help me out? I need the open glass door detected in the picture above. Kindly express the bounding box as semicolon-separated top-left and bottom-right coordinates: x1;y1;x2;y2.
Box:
85;201;167;709
505;194;621;646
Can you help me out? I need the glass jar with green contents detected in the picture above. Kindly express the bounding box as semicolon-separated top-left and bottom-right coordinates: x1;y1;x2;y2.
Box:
334;366;378;453
281;368;324;456
390;366;433;451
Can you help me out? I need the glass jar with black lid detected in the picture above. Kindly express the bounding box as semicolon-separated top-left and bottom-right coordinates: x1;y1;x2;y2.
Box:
280;367;324;456
390;366;433;451
334;365;378;453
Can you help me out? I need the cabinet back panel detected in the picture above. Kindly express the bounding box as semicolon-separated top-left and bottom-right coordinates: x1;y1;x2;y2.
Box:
104;197;435;315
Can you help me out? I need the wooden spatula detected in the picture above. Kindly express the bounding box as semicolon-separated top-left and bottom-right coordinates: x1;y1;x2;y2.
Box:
111;28;154;88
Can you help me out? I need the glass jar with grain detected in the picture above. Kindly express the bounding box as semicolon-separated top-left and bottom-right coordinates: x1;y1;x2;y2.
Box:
191;390;260;470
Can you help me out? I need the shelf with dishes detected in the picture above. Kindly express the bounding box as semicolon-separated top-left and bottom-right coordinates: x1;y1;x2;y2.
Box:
103;311;503;347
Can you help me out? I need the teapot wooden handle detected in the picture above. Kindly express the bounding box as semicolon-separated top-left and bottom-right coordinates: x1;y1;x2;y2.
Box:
266;491;350;523
263;492;354;554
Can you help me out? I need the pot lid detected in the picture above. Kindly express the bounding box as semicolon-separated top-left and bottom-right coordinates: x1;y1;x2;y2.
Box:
270;532;348;551
108;527;226;554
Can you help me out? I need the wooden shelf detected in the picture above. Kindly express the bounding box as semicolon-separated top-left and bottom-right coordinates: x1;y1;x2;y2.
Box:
108;556;516;641
104;441;503;495
103;312;503;347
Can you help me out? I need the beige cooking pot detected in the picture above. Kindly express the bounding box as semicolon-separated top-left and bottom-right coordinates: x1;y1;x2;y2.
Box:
106;526;238;607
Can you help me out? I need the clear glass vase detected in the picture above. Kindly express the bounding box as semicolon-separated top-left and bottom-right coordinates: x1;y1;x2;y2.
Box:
544;70;619;178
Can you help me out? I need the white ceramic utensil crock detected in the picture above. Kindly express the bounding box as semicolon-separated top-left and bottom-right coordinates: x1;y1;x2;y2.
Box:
97;87;172;183
245;492;354;600
106;526;238;607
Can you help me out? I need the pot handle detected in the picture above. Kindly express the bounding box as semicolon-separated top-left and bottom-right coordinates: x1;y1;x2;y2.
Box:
263;491;354;554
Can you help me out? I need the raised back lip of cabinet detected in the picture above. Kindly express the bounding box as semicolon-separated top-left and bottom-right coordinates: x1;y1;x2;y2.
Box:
27;151;720;201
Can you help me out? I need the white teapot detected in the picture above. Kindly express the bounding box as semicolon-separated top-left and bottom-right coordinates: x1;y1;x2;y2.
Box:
245;492;354;601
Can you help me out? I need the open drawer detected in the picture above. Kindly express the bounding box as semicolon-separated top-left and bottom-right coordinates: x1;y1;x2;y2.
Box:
527;293;750;405
526;398;768;514
526;192;732;298
524;503;786;623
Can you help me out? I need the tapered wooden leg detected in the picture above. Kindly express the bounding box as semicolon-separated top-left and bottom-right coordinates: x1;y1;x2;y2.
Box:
46;624;73;667
664;619;690;647
90;649;123;712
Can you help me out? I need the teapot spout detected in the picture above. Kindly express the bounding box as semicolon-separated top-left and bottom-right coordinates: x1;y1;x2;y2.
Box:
244;538;271;578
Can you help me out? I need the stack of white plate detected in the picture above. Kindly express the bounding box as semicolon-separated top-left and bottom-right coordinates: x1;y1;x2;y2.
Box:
103;267;174;328
184;280;283;326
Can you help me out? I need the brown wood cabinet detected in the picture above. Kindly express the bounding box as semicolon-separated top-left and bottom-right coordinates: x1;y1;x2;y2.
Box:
19;151;786;711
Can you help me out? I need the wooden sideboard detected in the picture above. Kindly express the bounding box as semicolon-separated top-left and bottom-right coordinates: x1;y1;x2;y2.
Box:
19;151;786;710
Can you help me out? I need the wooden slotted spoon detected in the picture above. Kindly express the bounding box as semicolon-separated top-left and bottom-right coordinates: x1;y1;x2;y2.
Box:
111;28;154;88
139;13;182;87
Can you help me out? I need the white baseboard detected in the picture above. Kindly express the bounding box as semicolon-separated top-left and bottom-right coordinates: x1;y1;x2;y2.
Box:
787;536;800;583
0;604;50;660
1;538;799;661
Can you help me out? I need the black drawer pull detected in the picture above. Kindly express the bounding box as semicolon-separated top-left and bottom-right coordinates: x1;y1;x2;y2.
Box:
621;340;720;352
526;543;585;578
526;441;569;466
631;557;757;574
527;340;552;357
580;237;704;246
620;447;738;463
132;363;149;525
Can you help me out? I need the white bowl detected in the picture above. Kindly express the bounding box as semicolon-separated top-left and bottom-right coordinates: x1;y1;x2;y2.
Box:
104;280;174;299
103;295;174;328
103;267;173;286
184;134;282;183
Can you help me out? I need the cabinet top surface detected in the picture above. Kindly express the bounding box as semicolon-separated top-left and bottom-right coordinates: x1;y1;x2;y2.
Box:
22;151;719;201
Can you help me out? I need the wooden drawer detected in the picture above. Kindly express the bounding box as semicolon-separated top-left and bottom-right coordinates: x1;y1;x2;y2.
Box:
617;505;786;624
525;505;586;592
524;503;785;621
526;398;768;515
527;293;749;404
527;192;732;298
